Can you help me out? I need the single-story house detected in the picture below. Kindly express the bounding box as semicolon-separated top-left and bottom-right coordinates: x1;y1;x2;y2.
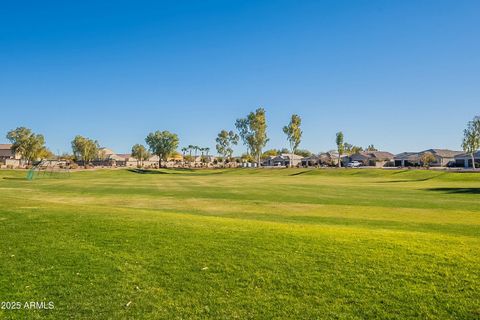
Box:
98;147;115;159
326;151;352;167
301;155;320;167
422;149;463;167
0;144;20;161
302;151;347;167
349;151;394;167
0;144;22;167
394;152;421;167
263;154;303;167
300;153;340;167
454;151;480;168
89;148;128;166
394;149;463;167
262;156;275;166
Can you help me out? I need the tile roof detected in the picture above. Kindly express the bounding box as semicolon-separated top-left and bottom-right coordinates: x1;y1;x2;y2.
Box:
115;154;131;159
454;151;480;158
395;149;463;160
301;155;320;161
368;151;394;160
423;149;463;158
351;151;394;160
279;153;303;160
394;152;421;160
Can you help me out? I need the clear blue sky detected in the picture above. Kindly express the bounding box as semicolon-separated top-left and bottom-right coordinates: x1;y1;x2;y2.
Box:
1;0;479;155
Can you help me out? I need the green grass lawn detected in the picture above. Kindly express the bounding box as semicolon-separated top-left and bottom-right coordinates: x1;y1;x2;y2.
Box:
0;168;479;319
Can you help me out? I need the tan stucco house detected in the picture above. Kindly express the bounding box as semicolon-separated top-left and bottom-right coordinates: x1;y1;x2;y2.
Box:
394;149;462;167
349;151;394;167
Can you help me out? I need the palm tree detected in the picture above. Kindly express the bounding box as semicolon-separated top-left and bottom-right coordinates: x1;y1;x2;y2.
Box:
193;145;199;167
188;145;194;167
181;147;188;167
204;147;210;167
200;147;205;167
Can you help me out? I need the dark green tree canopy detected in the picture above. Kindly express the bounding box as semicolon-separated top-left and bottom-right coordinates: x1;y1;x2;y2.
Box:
7;126;47;164
283;114;302;153
236;108;268;165
145;130;179;167
131;144;150;165
216;130;239;162
71;135;99;166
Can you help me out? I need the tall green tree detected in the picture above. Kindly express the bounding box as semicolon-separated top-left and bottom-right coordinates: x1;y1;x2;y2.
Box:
71;135;99;167
145;130;179;167
462;116;480;170
336;132;344;167
365;144;378;151
283;114;302;167
131;144;150;167
7;127;48;165
236;108;268;166
235;118;250;155
216;130;239;166
250;108;269;166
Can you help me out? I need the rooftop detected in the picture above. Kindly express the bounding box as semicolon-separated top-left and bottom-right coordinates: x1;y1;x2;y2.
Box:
0;144;12;150
424;149;463;158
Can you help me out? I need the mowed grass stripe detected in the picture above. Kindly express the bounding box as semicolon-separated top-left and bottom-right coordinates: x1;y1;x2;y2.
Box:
3;191;479;238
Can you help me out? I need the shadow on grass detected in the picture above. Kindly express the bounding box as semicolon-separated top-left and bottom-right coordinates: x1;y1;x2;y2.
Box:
290;170;313;176
127;169;172;174
425;187;480;194
127;168;226;175
378;174;445;183
391;170;410;175
377;178;434;183
2;177;27;180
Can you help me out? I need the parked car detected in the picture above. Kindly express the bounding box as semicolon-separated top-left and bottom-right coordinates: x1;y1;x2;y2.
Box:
347;161;362;168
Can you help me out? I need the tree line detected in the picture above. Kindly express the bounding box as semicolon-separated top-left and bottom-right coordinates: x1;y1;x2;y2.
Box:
5;112;480;169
